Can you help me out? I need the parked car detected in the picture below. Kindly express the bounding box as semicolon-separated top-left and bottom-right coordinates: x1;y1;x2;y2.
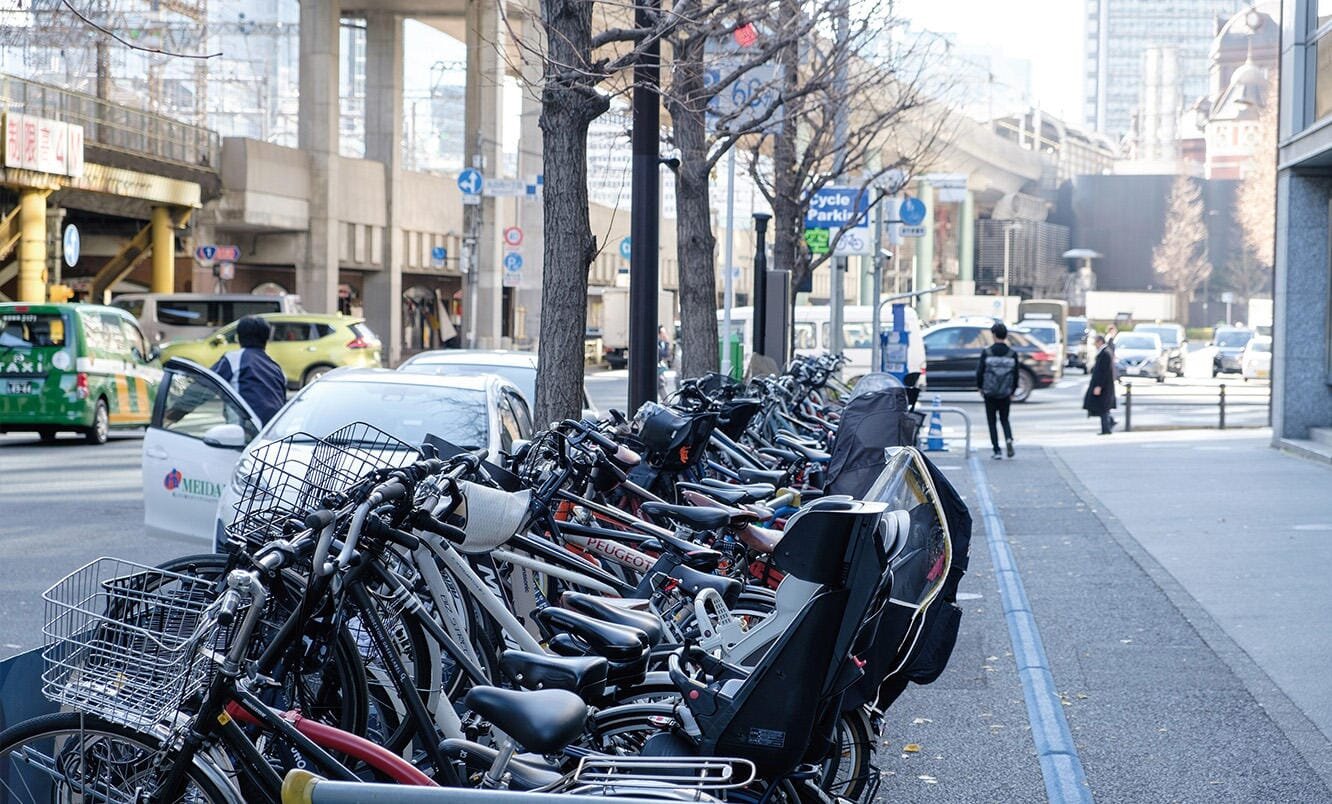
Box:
1241;335;1272;380
1133;322;1186;376
919;319;1058;402
1212;327;1254;376
1;302;162;444
159;313;381;388
1113;332;1168;382
111;292;303;343
1065;316;1091;373
142;360;530;542
397;348;597;420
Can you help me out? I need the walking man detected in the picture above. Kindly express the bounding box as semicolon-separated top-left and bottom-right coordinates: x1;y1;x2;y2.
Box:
1083;334;1118;434
212;316;288;424
976;322;1019;460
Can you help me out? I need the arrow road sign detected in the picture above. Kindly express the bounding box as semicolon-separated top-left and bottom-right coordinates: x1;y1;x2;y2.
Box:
457;168;484;195
899;197;927;227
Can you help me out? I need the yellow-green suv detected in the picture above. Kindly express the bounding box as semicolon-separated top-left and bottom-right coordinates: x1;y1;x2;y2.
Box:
159;313;382;388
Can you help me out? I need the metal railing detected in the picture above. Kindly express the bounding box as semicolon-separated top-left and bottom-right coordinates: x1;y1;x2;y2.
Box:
0;74;220;169
1122;382;1270;432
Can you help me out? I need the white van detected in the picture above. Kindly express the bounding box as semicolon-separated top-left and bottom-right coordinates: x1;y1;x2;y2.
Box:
111;292;304;343
720;304;926;381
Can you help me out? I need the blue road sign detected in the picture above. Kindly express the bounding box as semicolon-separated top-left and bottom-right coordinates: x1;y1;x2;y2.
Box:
503;252;524;272
619;237;633;260
899;196;927;226
804;187;869;230
62;224;80;267
457;168;484;195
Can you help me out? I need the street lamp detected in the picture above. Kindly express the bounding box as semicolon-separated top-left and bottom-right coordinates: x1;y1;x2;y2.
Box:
1001;222;1022;299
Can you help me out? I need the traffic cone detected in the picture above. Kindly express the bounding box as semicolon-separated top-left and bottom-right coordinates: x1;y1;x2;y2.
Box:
926;395;947;451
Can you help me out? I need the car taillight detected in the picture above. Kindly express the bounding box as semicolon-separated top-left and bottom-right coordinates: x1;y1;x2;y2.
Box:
75;372;89;399
346;337;370;349
1031;351;1052;362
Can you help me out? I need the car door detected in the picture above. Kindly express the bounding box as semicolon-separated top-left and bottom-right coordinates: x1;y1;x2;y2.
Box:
143;358;262;541
921;327;964;387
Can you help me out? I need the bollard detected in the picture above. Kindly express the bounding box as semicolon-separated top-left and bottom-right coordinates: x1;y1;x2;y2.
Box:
1219;383;1226;430
1124;383;1132;432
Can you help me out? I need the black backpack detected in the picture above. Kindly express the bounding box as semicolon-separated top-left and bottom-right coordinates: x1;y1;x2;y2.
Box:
980;348;1017;398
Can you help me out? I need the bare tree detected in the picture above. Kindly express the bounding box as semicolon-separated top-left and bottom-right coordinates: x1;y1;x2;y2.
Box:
1152;175;1213;318
1232;75;1278;301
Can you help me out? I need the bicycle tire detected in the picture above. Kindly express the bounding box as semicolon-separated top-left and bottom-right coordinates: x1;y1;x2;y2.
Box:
0;711;238;803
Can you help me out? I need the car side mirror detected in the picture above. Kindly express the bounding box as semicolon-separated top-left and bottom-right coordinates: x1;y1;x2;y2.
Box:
202;423;250;450
210;335;225;347
147;346;161;363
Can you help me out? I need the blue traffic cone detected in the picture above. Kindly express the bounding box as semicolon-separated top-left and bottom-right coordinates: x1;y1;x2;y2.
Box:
926;395;947;451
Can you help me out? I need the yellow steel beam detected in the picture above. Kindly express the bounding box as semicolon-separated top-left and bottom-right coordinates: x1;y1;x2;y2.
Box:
90;207;193;302
0;188;52;265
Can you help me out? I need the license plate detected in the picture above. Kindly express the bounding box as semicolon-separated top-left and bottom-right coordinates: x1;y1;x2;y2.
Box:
5;380;37;395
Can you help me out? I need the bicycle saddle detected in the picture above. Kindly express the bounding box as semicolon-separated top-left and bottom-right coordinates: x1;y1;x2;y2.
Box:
676;492;765;527
463;686;587;754
562;591;667;647
640;501;730;531
638;535;722;571
758;447;803;464
684;481;776;506
774;435;831;462
740;524;783;554
668;563;742;606
534;606;649;662
501;649;608;697
735;467;787;487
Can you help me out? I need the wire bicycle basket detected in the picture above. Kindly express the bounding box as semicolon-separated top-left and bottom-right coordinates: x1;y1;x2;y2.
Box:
227;423;421;547
42;558;224;730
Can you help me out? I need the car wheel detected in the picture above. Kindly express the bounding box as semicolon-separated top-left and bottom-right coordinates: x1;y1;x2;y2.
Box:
1156;374;1165;384
37;428;57;443
84;398;109;445
1012;369;1035;403
302;364;335;386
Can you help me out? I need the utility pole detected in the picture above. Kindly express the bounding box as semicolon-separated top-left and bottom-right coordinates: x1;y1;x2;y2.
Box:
628;0;661;412
871;190;885;372
753;213;771;354
722;149;737;377
828;0;850;359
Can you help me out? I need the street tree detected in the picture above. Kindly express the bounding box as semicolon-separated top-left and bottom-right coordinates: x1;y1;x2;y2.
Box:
1152;175;1214;318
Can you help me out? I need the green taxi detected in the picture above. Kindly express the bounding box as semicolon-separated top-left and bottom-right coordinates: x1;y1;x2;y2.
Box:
0;303;163;444
159;313;383;388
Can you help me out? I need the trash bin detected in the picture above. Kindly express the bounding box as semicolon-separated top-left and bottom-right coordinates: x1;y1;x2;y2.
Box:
720;334;744;379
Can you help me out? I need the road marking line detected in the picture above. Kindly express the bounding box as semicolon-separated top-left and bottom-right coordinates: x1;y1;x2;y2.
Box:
969;454;1093;804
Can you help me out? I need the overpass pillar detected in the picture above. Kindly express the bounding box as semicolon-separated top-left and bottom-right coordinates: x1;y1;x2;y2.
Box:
364;12;404;365
959;189;975;285
464;0;503;348
17;189;47;303
915;181;934;321
150;206;175;293
298;0;342;314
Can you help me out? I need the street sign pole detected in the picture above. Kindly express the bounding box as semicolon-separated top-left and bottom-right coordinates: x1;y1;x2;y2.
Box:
871;191;885;372
628;0;661;411
722;149;736;376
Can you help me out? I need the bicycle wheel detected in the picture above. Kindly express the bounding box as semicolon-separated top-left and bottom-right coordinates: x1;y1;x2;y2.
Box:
0;711;237;803
818;708;875;802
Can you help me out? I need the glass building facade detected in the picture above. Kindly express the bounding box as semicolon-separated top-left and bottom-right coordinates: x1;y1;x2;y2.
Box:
1084;0;1248;137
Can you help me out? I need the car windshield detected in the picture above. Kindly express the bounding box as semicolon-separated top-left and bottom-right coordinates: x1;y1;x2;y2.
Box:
265;380;491;448
1067;320;1088;339
1216;330;1252;347
1;312;67;349
1116;334;1158;350
1136;327;1180;346
1023;325;1059;344
402;362;535;404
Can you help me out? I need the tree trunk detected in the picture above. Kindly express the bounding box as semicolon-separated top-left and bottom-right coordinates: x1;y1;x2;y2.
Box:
667;42;720;379
766;9;801;362
533;0;609;427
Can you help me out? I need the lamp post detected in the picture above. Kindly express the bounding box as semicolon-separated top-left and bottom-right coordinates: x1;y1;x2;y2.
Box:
1002;222;1022;301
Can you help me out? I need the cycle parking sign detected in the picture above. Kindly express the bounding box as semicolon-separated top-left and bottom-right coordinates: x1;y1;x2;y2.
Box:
805;187;872;257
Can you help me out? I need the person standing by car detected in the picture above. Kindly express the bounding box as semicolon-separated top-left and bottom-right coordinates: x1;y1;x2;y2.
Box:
976;322;1019;459
1083;334;1118;435
212;316;288;424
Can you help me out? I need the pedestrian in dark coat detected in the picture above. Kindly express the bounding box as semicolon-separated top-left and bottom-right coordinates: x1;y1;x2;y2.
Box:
1083;334;1117;434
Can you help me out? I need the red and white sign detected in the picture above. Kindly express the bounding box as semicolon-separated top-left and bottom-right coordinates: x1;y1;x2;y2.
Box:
3;113;84;177
502;226;523;248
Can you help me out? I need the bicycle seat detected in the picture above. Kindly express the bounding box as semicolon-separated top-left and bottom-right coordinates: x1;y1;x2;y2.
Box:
638;536;722;571
774;435;831;463
741;524;783;554
640;501;730;531
501;649;608;696
736;467;786;486
668;563;742;606
534;606;649;662
685;481;776;506
464;686;588;754
677;491;765;527
758;447;802;465
562;592;667;647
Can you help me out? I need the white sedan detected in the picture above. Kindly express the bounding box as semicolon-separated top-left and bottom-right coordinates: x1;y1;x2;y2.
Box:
1241;335;1272;380
142;359;531;544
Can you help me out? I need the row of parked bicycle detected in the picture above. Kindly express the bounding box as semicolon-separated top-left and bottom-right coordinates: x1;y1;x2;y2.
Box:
0;354;971;803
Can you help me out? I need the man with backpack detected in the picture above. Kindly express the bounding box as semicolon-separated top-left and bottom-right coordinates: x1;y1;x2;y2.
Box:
210;317;288;424
976;322;1019;460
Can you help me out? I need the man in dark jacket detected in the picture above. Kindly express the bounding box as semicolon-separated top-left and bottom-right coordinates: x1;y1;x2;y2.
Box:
976;322;1019;459
1083;334;1117;434
212;317;288;424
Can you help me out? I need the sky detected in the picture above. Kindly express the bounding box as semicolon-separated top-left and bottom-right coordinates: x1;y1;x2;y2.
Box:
895;0;1084;124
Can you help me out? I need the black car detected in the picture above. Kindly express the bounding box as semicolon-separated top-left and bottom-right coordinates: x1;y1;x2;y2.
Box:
920;321;1059;402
